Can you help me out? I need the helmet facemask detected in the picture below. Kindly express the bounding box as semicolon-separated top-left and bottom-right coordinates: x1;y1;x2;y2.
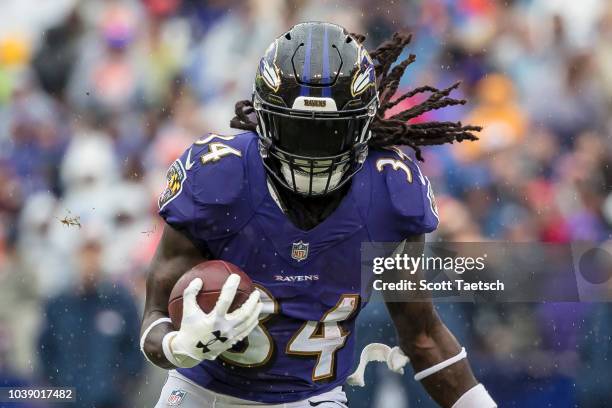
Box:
255;94;377;196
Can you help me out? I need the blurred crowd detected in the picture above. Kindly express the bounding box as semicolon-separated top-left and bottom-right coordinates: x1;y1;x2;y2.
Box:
0;0;611;406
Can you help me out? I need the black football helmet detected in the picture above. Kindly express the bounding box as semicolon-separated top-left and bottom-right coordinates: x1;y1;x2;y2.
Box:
253;22;378;196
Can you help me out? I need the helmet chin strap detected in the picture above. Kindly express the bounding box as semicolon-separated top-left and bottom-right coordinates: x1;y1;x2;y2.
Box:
280;163;347;195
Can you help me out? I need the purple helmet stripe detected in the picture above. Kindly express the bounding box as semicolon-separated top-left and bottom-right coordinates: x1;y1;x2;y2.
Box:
299;26;313;97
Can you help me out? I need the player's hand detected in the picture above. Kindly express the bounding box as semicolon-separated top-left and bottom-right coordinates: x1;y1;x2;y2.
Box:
162;274;262;368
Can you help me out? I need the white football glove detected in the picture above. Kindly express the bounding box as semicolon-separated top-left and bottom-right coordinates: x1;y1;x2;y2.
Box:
162;274;262;368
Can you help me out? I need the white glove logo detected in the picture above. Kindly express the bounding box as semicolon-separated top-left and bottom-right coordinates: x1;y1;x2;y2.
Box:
163;274;262;368
195;330;228;353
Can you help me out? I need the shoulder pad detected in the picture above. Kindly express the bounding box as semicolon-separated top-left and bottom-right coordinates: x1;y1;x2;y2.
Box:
189;132;253;205
158;132;258;241
367;146;439;236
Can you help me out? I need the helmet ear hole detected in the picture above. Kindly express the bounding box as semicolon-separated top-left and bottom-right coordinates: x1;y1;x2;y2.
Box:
345;36;353;43
285;32;291;40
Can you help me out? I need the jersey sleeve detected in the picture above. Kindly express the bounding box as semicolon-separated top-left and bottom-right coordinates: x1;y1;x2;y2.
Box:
367;147;439;239
157;133;256;246
158;146;201;238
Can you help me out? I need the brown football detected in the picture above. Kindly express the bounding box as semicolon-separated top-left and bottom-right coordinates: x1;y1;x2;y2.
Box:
168;260;254;329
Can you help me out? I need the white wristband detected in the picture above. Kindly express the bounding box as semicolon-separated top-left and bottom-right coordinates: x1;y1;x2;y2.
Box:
452;384;497;408
162;331;182;367
414;347;467;381
139;317;172;362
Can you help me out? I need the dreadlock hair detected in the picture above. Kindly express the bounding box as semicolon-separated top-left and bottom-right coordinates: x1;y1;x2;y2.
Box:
230;31;481;161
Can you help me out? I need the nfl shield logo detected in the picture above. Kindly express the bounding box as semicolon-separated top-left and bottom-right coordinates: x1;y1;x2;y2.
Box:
167;389;186;406
291;241;309;262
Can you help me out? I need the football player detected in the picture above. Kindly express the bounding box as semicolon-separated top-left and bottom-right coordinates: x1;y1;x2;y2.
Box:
141;22;496;407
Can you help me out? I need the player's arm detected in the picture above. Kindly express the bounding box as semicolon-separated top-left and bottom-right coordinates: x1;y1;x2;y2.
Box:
384;234;495;408
140;224;263;369
140;224;206;369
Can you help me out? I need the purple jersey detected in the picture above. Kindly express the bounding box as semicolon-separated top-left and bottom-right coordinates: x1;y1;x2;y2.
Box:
158;131;438;403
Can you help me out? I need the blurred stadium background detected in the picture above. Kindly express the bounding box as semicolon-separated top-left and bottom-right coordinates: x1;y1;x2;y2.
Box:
0;0;611;407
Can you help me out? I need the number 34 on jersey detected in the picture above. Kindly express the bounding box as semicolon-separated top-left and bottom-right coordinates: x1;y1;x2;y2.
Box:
221;286;360;381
